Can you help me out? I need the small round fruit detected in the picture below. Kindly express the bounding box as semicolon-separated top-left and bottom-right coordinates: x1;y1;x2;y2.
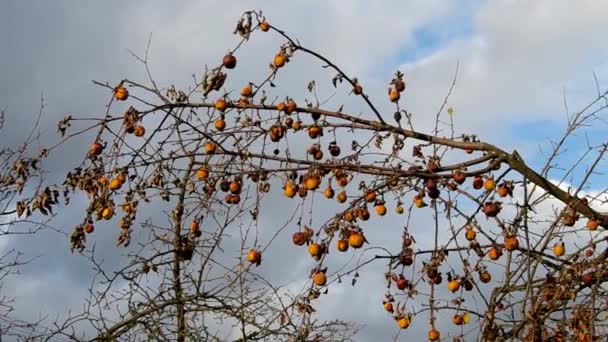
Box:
308;126;322;139
323;186;334;199
204;142;217;154
114;86;129;101
553;242;565;257
484;178;496;191
452;314;464;326
89;142;103;156
108;178;123;191
465;229;476;241
305;176;320;191
214;118;226;131
488;247;502;260
284;182;297;198
428;329;440;341
83;223;95;234
479;271;492;283
397;316;410;329
448;279;460;293
353;84;363;95
313;271;327;286
273;53;287;68
472;175;484;189
375;204;387;216
504;236;519;251
384;302;393;312
196;168;209;180
292;232;307;246
395;206;404;214
101;207;114;220
587;219;599;231
285;100;297;115
348;233;364;249
247;249;261;264
336;191;347;203
365;191;376;203
229;181;242;194
308;243;323;258
133;125;145;137
396;275;408;290
276;101;287;112
215;99;229;112
336;239;349;252
259;20;270;32
389;88;400;102
453;170;466;184
394;79;406;92
241;85;253;97
222;54;237;69
190;221;200;233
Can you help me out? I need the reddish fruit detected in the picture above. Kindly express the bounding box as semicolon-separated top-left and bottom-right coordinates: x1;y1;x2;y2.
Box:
472;175;484;189
587;219;599;231
428;329;440;341
384;302;393;312
479;271;492;283
285;100;297;115
214;118;226;131
215;99;229;112
353;84;363;95
582;273;594;286
482;202;501;217
292;232;307;246
394;79;406;92
83;223;95;234
89;142;103;156
504;236;519;251
396;275;409;290
453;170;466;184
488;247;502;260
133;125;145;137
222;54;237;69
452;314;464;326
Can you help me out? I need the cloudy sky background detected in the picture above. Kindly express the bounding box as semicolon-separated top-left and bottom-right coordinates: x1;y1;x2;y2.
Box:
1;1;608;341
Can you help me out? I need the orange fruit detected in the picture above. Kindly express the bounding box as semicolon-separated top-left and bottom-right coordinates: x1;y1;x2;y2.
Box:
214;99;229;112
113;86;129;101
397;316;410;329
89;142;103;156
214;118;226;131
246;249;261;264
196;168;209;180
241;84;253;97
308;243;323;258
428;329;440;341
553;242;565;257
389;88;400;102
313;271;327;286
447;279;460;293
273;53;287;68
259;21;270;32
375;204;387;216
101;207;114;220
336;239;349;252
348;233;364;249
133;125;145;137
204;142;217;154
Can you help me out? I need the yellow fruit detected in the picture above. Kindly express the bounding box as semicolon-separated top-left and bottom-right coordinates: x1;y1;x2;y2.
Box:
465;229;476;241
389;88;400;102
553;242;565;257
101;207;114;220
447;279;460;293
462;313;470;324
395;206;404;214
484;178;496;191
247;249;261;264
284;182;297;198
108;178;123;191
274;53;287;68
336;239;349;252
305;176;320;191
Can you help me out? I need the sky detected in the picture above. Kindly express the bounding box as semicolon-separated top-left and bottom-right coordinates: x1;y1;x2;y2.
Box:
1;1;608;341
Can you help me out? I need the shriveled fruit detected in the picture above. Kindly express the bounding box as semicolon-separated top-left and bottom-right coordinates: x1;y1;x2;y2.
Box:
389;88;400;102
396;316;410;329
313;271;327;286
414;195;427;208
482;202;501;217
452;170;466;184
133;125;145;137
348;232;364;249
504;236;519;251
353;84;363;95
336;239;349;252
292;232;307;246
89;142;103;156
285;100;297;115
222;54;237;69
395;79;406;92
343;211;355;222
215;98;229;112
113;86;129;101
241;84;252;97
472;175;484;189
